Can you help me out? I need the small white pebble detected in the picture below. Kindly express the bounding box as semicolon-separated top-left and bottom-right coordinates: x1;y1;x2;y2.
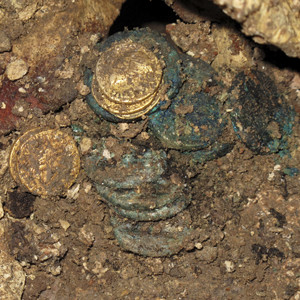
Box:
224;260;235;273
119;123;129;132
268;172;275;181
195;242;203;250
18;87;26;93
84;183;92;194
274;164;281;171
80;45;90;54
102;149;111;159
76;81;90;96
6;59;28;81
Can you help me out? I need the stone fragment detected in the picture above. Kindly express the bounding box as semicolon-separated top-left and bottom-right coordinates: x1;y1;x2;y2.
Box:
6;59;29;81
196;246;218;263
59;219;70;231
212;0;300;58
224;260;235;273
0;221;26;300
76;81;90;96
80;137;92;154
0;31;11;52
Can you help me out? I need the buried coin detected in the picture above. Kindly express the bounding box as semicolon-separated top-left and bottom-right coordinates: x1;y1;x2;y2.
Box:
9;128;80;196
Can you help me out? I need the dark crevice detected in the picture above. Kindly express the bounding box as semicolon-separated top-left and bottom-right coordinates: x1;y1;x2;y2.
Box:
109;0;178;35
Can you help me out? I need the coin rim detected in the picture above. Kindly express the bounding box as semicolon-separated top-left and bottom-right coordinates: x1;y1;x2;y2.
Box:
92;75;163;119
9;127;44;184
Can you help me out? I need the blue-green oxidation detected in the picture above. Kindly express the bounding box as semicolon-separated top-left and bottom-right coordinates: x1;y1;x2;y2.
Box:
84;137;192;256
82;28;296;257
228;70;295;155
111;216;192;257
148;55;234;161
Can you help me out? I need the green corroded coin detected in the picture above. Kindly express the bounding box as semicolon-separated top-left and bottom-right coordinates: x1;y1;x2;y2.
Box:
111;214;193;257
112;194;191;221
228;70;294;154
148;56;229;152
84;137;167;189
95;178;179;211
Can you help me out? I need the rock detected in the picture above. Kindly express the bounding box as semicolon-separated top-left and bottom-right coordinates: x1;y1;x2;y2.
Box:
6;59;29;81
0;221;26;300
0;31;11;52
212;0;300;59
196;246;218;263
224;260;235;273
80;137;92;154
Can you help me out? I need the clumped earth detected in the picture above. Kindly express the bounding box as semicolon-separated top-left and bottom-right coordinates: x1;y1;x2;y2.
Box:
0;0;299;299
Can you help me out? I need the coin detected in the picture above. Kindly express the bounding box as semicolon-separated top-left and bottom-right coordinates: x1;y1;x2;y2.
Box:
93;39;163;119
9;128;80;196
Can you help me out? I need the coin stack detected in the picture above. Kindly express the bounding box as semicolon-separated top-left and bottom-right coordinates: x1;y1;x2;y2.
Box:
84;137;192;256
85;28;182;122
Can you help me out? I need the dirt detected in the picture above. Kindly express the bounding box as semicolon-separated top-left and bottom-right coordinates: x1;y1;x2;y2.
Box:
0;0;299;299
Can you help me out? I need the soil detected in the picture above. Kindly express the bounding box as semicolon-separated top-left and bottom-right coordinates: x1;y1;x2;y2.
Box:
0;0;299;299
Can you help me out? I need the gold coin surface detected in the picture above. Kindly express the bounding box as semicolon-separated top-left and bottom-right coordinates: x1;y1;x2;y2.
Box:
9;128;80;196
93;39;163;119
9;127;43;185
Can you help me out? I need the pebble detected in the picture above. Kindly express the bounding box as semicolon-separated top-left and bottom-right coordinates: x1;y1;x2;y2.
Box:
0;31;11;52
76;81;90;96
224;260;235;273
59;219;70;231
80;137;92;154
196;246;218;263
6;59;28;80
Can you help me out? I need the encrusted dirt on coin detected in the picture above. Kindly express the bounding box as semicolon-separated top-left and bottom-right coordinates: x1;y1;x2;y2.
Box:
0;0;299;299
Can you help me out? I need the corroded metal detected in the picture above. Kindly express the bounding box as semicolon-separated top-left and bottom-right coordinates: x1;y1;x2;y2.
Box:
84;137;192;256
83;28;295;257
148;55;234;162
228;70;295;155
111;214;192;257
9;128;80;196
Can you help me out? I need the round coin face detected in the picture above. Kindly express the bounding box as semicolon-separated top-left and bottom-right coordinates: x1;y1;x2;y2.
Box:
96;39;163;104
9;128;80;196
93;39;163;119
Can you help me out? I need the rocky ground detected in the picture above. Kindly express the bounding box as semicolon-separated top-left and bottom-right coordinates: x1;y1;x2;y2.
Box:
0;0;299;299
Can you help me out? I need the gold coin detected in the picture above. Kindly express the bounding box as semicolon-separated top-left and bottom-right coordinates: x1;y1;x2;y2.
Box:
9;128;80;196
92;76;161;119
9;127;44;185
93;39;163;119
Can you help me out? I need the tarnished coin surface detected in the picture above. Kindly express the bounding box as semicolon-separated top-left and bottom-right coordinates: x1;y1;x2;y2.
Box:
93;39;163;119
9;128;80;196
